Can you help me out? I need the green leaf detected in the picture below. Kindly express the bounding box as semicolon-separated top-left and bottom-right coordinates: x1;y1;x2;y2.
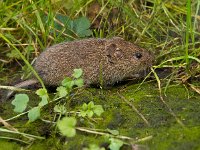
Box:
74;78;84;87
38;96;48;107
82;103;88;110
86;110;94;118
80;101;104;118
6;49;21;59
62;77;72;85
61;77;74;89
56;86;68;97
83;144;105;150
53;14;71;33
88;101;95;109
109;138;123;150
36;88;48;97
80;110;87;117
36;88;48;106
93;105;104;116
57;117;77;137
106;129;119;136
73;17;92;37
54;105;66;114
52;15;92;39
72;68;83;78
12;94;29;112
28;107;41;122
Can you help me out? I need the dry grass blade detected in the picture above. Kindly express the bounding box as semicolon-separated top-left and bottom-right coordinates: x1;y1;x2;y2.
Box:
188;84;200;95
0;117;18;132
0;85;30;92
76;127;152;143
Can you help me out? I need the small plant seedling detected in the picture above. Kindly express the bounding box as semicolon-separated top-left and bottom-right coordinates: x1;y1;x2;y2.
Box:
56;68;84;98
12;94;29;113
36;88;48;107
11;91;45;122
72;68;83;78
61;77;74;89
83;144;105;150
54;105;66;115
79;101;104;118
10;68;125;148
11;69;84;122
57;117;77;137
109;138;124;150
28;106;41;122
56;86;68;98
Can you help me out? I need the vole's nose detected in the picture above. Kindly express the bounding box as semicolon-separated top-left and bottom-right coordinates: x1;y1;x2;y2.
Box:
142;51;154;67
148;51;154;64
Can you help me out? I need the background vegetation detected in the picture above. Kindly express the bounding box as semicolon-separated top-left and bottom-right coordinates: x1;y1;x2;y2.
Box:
0;0;200;149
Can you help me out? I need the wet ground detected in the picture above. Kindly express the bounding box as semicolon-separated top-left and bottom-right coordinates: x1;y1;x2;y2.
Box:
0;80;200;150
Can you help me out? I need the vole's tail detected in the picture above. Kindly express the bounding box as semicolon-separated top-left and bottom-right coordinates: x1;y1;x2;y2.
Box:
6;79;39;100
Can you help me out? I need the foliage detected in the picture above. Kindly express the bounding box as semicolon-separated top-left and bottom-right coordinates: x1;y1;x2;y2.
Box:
10;68;124;148
1;0;200;149
57;117;77;137
108;138;124;150
28;107;41;122
46;14;92;41
54;105;66;114
83;144;105;150
11;89;48;122
12;94;29;113
36;88;48;107
57;68;84;98
79;101;104;118
11;69;83;122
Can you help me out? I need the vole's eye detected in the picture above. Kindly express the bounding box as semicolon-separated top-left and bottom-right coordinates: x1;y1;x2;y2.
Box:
134;52;142;59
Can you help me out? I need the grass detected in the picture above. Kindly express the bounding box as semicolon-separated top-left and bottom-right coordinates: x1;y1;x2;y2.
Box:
186;0;191;69
0;0;200;149
1;0;199;72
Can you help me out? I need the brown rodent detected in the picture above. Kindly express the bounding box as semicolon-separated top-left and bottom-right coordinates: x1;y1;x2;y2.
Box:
6;37;153;99
34;37;153;86
7;37;153;98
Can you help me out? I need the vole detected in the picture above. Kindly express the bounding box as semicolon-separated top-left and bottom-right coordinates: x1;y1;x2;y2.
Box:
6;37;153;98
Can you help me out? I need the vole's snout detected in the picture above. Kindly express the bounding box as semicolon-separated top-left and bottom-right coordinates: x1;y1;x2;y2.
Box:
142;50;153;65
149;51;154;65
139;50;154;69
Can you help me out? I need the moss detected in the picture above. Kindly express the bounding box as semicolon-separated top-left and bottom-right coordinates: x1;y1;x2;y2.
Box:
146;126;200;149
0;140;21;150
1;82;200;149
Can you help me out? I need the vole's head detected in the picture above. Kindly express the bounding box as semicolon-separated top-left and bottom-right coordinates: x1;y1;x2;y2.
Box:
106;37;154;79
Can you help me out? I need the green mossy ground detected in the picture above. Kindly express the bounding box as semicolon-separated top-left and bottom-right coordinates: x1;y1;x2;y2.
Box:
1;82;200;150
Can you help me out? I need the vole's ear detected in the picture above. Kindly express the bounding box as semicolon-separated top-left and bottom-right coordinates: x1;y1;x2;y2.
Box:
106;43;117;55
106;43;123;64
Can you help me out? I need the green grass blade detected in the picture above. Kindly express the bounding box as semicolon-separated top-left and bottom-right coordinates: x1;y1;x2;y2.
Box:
186;0;192;68
0;33;46;91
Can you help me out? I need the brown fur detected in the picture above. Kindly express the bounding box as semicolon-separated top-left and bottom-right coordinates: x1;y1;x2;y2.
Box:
34;37;153;87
